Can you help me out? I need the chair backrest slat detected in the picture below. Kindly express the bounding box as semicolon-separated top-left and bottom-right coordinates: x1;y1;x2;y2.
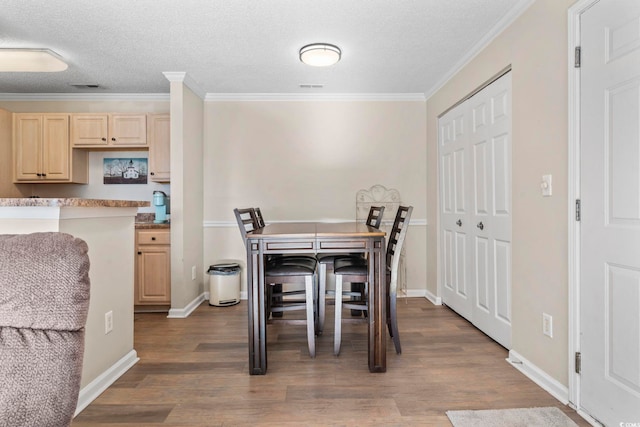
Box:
254;207;266;228
365;205;385;229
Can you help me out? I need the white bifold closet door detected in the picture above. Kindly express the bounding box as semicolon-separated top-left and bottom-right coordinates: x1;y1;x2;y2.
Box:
440;71;512;349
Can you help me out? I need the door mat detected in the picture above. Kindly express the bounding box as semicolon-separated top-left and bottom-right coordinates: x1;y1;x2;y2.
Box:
446;406;579;427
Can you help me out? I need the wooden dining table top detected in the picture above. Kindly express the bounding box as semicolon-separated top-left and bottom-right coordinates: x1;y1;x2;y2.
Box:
247;222;386;239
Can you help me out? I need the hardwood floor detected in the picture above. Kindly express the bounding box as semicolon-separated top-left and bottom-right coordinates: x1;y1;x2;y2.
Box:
73;299;589;426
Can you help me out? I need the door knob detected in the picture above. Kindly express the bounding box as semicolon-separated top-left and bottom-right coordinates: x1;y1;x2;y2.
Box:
456;219;462;227
477;221;484;230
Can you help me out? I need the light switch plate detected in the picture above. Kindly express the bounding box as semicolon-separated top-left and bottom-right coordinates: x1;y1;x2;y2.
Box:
541;174;552;197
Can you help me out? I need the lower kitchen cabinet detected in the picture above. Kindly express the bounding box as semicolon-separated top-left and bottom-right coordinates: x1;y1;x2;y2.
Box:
135;229;171;306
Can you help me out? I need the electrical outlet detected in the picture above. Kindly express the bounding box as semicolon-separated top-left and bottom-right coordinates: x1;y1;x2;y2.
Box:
105;310;113;334
192;265;196;281
543;313;553;338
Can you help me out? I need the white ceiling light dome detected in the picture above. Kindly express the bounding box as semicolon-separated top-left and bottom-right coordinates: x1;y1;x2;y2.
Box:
0;48;67;72
299;43;341;67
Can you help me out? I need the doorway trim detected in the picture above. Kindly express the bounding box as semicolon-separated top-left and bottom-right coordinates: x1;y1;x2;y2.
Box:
567;0;599;424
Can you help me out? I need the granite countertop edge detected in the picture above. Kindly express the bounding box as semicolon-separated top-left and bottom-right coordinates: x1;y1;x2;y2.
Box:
0;198;150;208
135;222;170;229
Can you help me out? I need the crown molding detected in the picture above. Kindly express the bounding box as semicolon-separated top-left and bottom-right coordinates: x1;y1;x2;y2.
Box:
163;71;206;100
0;93;169;101
0;91;426;102
424;0;535;100
204;93;426;102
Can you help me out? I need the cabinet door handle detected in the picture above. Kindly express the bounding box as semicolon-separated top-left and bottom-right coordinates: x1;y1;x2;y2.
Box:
151;237;156;241
150;172;155;175
477;221;484;230
41;173;46;177
111;137;116;141
137;251;142;255
36;173;42;177
456;219;462;227
101;137;107;141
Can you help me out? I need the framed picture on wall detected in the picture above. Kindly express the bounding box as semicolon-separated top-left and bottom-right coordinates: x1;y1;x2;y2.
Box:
103;158;148;184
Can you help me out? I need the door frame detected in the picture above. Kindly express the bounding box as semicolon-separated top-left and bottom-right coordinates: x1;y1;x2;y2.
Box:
567;0;600;423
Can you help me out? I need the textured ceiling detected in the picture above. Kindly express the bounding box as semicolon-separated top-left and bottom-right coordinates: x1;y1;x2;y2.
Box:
0;0;528;95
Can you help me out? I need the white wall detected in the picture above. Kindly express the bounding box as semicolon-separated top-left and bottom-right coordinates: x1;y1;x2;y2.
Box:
202;100;428;296
427;0;575;385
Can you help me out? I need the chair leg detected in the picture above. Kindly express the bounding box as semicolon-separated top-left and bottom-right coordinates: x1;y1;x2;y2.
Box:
350;282;365;317
305;275;316;358
317;263;326;335
388;291;401;354
272;283;283;318
334;274;343;356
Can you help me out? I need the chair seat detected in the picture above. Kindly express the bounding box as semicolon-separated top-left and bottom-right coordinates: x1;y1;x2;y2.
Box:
334;257;367;275
266;259;317;276
317;253;365;265
269;254;317;262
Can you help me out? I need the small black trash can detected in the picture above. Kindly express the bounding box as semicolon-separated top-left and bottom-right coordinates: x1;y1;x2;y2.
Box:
207;263;241;306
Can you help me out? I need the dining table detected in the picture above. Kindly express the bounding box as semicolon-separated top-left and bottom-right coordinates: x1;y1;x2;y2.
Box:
244;221;387;374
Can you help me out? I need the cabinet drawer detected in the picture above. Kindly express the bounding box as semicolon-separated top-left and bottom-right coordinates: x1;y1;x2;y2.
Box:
137;230;170;245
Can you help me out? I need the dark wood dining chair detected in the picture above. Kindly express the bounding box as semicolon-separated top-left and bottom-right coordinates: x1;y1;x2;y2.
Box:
233;207;319;357
253;207;317;319
317;205;385;335
234;207;258;241
332;205;413;356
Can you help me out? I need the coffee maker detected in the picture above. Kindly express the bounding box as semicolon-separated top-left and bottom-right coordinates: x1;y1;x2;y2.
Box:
153;191;170;223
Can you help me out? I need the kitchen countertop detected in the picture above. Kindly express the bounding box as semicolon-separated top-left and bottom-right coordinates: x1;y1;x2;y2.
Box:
0;198;150;208
135;213;170;229
135;222;170;229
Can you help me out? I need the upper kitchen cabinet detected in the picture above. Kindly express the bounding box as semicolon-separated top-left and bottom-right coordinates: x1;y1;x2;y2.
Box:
148;114;170;182
71;113;147;148
13;113;88;183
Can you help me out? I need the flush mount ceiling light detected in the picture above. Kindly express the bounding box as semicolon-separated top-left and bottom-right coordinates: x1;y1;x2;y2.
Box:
299;43;341;67
0;48;68;72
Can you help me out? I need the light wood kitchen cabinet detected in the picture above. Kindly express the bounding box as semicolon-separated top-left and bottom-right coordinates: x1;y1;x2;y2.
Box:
71;113;147;148
13;113;88;183
148;114;170;182
135;229;171;306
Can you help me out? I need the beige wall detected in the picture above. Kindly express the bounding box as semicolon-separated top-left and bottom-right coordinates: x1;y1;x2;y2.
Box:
427;0;574;385
169;82;204;309
202;100;428;295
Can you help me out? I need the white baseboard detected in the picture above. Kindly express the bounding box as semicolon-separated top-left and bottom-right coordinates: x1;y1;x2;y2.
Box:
424;289;442;305
74;350;139;416
507;350;569;405
204;291;248;301
167;293;206;318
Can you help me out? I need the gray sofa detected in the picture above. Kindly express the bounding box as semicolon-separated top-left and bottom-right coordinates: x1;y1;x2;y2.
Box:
0;232;90;427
